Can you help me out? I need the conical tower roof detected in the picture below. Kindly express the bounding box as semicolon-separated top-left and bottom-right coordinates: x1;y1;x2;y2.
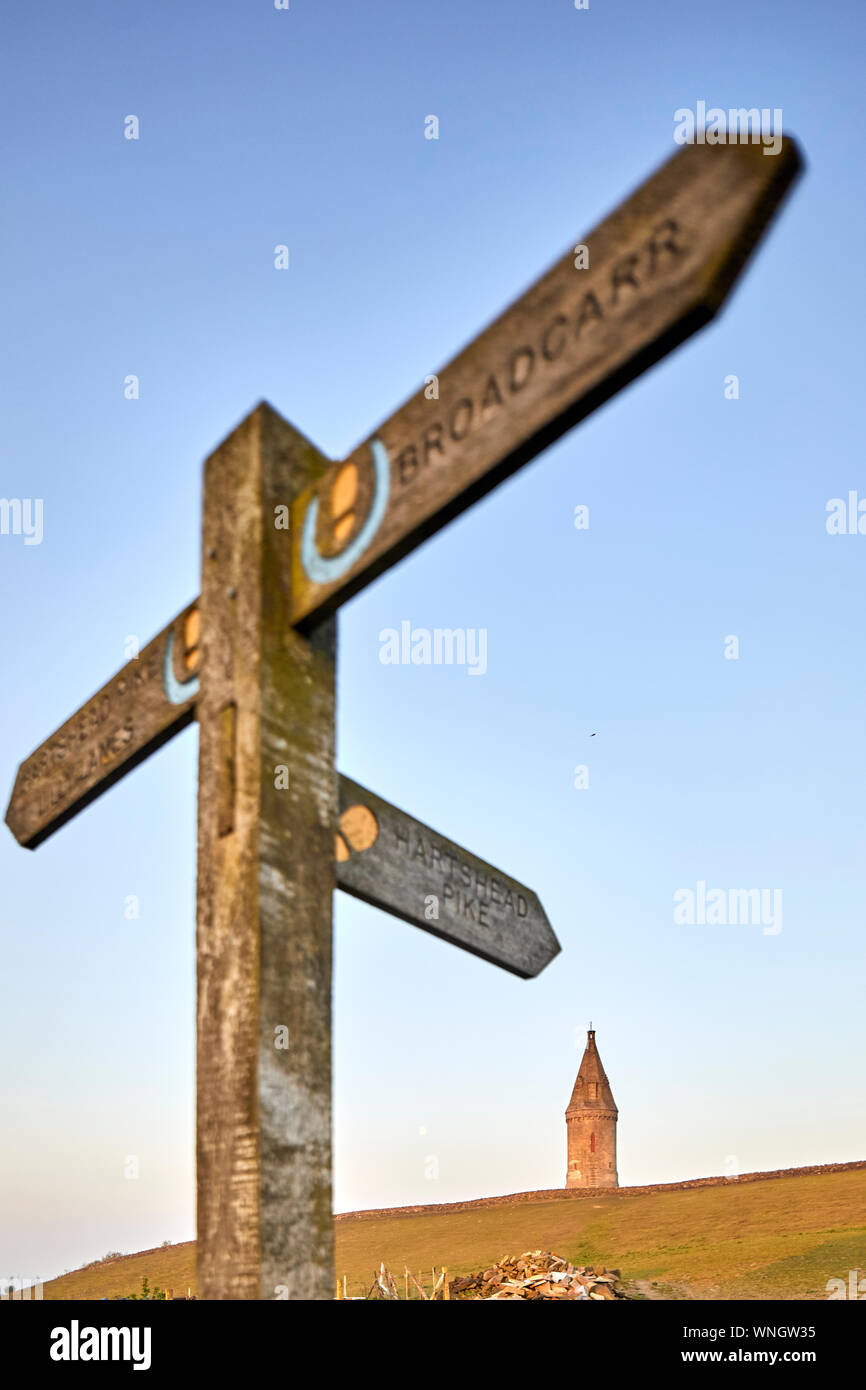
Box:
566;1028;617;1115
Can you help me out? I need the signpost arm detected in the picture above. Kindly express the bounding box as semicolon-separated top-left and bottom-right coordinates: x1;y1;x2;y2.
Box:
288;140;802;629
335;775;560;978
195;403;337;1300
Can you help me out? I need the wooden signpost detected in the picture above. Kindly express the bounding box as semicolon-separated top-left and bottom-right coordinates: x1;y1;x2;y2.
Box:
5;139;801;1299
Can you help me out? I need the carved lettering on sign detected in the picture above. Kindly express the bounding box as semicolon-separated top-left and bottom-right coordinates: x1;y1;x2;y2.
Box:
392;824;529;931
391;219;689;494
332;775;560;979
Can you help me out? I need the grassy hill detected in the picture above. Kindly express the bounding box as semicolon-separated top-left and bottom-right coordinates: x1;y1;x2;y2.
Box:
40;1167;865;1301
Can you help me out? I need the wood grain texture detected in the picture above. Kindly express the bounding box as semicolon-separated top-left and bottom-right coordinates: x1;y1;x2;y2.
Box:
289;139;801;628
195;403;336;1301
4;602;199;849
335;775;560;979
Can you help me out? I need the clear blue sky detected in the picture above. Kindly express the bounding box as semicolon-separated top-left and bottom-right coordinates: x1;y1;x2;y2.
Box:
1;0;864;1284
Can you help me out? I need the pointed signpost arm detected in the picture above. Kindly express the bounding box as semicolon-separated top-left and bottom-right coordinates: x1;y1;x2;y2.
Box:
289;139;802;628
4;601;200;850
195;404;337;1300
335;775;559;979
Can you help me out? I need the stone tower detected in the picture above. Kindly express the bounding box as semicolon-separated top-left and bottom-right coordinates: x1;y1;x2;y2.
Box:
565;1027;618;1188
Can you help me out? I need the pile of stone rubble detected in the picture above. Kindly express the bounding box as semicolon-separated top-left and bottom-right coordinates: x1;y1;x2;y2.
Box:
448;1249;631;1300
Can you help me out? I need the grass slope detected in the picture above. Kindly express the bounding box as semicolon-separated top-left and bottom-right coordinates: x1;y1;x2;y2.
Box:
41;1169;865;1301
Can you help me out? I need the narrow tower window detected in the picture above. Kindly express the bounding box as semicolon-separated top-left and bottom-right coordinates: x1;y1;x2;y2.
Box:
590;1132;596;1153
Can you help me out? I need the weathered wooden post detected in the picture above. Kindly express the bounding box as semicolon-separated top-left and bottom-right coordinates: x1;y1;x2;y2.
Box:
195;405;337;1299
